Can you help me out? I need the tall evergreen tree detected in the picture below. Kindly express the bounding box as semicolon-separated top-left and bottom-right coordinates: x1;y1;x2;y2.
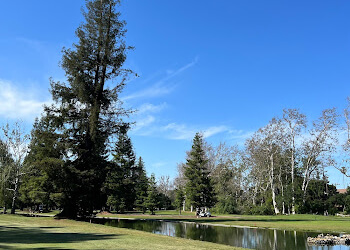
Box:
20;118;65;210
104;124;136;212
145;174;159;215
134;157;148;213
184;133;216;212
43;0;133;217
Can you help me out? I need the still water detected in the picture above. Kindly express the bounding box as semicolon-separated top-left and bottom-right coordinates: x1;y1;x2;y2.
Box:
91;218;350;250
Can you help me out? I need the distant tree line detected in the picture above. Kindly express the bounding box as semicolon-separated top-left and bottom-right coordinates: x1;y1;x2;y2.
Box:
174;105;350;216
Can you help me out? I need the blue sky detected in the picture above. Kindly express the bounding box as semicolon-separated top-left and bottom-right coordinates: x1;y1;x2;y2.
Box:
0;1;350;187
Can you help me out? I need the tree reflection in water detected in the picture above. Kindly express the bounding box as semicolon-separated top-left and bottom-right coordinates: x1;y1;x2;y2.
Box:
92;218;350;250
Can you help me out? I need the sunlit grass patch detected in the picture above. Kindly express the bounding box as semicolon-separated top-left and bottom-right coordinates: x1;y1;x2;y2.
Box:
0;214;244;249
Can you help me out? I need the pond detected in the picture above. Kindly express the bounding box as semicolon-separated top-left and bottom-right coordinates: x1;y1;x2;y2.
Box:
90;218;350;250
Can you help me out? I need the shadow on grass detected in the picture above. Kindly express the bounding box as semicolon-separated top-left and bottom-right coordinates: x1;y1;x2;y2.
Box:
0;225;119;245
0;245;72;250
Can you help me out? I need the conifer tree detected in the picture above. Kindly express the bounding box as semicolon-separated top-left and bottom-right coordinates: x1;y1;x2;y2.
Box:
20;118;65;210
134;157;148;213
43;0;133;217
145;174;159;215
184;133;216;212
104;124;136;212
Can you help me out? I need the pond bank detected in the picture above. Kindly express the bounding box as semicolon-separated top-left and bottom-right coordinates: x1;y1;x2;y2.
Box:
95;212;350;234
15;210;350;234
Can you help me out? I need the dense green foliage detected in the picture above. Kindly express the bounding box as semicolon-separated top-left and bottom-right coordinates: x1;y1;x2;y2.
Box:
20;118;65;211
48;0;132;217
19;0;134;218
184;133;216;211
145;174;159;215
105;125;137;212
172;109;347;216
2;0;139;218
134;157;149;213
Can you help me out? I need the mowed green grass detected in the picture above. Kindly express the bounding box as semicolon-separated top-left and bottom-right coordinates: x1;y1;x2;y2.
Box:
207;214;350;233
97;210;350;233
0;214;245;250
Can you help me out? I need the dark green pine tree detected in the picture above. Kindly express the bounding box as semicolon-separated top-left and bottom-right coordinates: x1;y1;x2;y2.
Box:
19;118;65;211
145;174;159;215
184;133;216;212
105;124;136;212
134;157;148;213
44;0;133;217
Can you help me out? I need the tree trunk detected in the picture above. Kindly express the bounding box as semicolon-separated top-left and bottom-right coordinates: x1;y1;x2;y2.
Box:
279;164;285;215
302;179;310;204
302;166;310;204
291;145;296;214
252;182;258;206
270;155;280;215
10;176;19;214
57;200;79;219
302;158;313;204
271;185;279;215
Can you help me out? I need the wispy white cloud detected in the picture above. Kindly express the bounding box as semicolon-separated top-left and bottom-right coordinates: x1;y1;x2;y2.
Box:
132;115;156;132
203;126;229;138
137;103;167;115
122;57;198;101
122;83;175;101
130;102;168;132
161;57;198;80
160;123;230;140
131;109;251;142
123;57;252;143
0;80;50;121
162;123;196;140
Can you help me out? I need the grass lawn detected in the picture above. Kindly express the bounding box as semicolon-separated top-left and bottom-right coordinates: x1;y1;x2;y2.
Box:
206;214;350;233
96;210;350;233
0;214;245;249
